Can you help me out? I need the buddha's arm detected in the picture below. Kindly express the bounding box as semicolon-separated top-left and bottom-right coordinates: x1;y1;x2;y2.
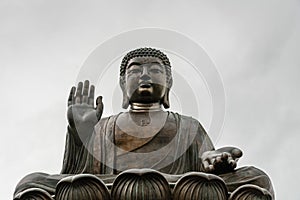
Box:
61;80;103;174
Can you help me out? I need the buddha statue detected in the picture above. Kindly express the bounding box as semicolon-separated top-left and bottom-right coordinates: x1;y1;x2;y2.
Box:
14;47;274;200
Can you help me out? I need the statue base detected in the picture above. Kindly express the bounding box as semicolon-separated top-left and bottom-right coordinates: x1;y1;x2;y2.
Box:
14;169;273;200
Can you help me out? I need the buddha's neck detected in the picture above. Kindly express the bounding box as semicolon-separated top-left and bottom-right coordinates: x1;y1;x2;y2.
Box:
130;102;162;113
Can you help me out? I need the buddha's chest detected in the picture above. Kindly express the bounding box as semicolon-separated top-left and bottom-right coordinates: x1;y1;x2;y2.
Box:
114;112;177;153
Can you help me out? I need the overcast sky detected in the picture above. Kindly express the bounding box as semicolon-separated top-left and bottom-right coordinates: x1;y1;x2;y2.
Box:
1;0;299;199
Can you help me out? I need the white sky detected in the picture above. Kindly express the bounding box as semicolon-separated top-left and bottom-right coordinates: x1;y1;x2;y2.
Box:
1;0;300;199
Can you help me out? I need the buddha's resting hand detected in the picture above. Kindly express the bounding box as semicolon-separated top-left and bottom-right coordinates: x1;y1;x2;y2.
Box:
201;147;243;174
67;80;103;145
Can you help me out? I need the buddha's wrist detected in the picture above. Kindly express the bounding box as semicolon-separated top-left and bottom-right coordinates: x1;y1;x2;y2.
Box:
67;125;83;146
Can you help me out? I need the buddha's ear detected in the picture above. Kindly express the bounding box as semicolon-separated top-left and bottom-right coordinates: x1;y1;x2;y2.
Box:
162;77;172;109
162;88;170;109
120;77;129;109
122;91;129;109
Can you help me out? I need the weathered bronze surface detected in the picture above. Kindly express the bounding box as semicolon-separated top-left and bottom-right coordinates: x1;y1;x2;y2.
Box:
14;47;274;199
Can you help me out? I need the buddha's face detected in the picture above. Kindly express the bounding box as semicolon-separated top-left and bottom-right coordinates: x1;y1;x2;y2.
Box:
125;56;167;104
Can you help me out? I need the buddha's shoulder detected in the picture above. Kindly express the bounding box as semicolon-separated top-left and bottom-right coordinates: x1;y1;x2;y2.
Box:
95;114;121;128
168;111;201;124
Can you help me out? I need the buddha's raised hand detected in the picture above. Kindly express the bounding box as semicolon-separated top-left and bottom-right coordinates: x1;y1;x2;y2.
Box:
67;80;103;145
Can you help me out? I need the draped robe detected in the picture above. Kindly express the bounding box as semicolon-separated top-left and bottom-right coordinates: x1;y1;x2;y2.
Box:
83;112;215;175
14;112;274;198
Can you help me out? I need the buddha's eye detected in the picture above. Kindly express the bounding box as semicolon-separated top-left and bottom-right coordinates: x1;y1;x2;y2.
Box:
127;66;142;74
150;68;162;73
131;69;142;73
149;64;163;73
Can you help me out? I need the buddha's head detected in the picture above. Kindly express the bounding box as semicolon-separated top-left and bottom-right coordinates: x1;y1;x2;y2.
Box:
119;47;173;109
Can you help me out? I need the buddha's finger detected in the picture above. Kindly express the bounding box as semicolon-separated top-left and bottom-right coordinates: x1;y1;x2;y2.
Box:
75;96;81;104
229;159;237;168
202;160;210;171
210;158;216;166
96;96;103;106
75;82;83;104
221;152;229;160
75;82;83;96
227;156;236;167
83;80;89;96
82;80;89;103
68;87;76;107
232;148;243;159
96;96;103;119
227;154;233;162
88;85;95;106
215;155;222;164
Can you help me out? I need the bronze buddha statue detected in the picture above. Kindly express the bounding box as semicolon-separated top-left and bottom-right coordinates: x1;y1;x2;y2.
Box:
14;47;274;200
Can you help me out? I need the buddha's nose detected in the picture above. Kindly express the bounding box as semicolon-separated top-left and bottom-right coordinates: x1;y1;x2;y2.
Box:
140;67;151;81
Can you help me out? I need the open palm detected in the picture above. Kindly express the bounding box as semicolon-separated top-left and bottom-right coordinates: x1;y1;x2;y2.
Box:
67;80;103;144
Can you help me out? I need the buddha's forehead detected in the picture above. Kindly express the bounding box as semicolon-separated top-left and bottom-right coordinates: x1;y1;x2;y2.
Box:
127;56;164;68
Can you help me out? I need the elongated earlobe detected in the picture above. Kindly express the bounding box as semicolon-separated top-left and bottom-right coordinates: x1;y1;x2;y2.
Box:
122;91;129;109
120;77;129;109
162;88;170;109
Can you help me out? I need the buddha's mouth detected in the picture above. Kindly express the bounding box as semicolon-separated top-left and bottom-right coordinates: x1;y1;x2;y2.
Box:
139;82;152;88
